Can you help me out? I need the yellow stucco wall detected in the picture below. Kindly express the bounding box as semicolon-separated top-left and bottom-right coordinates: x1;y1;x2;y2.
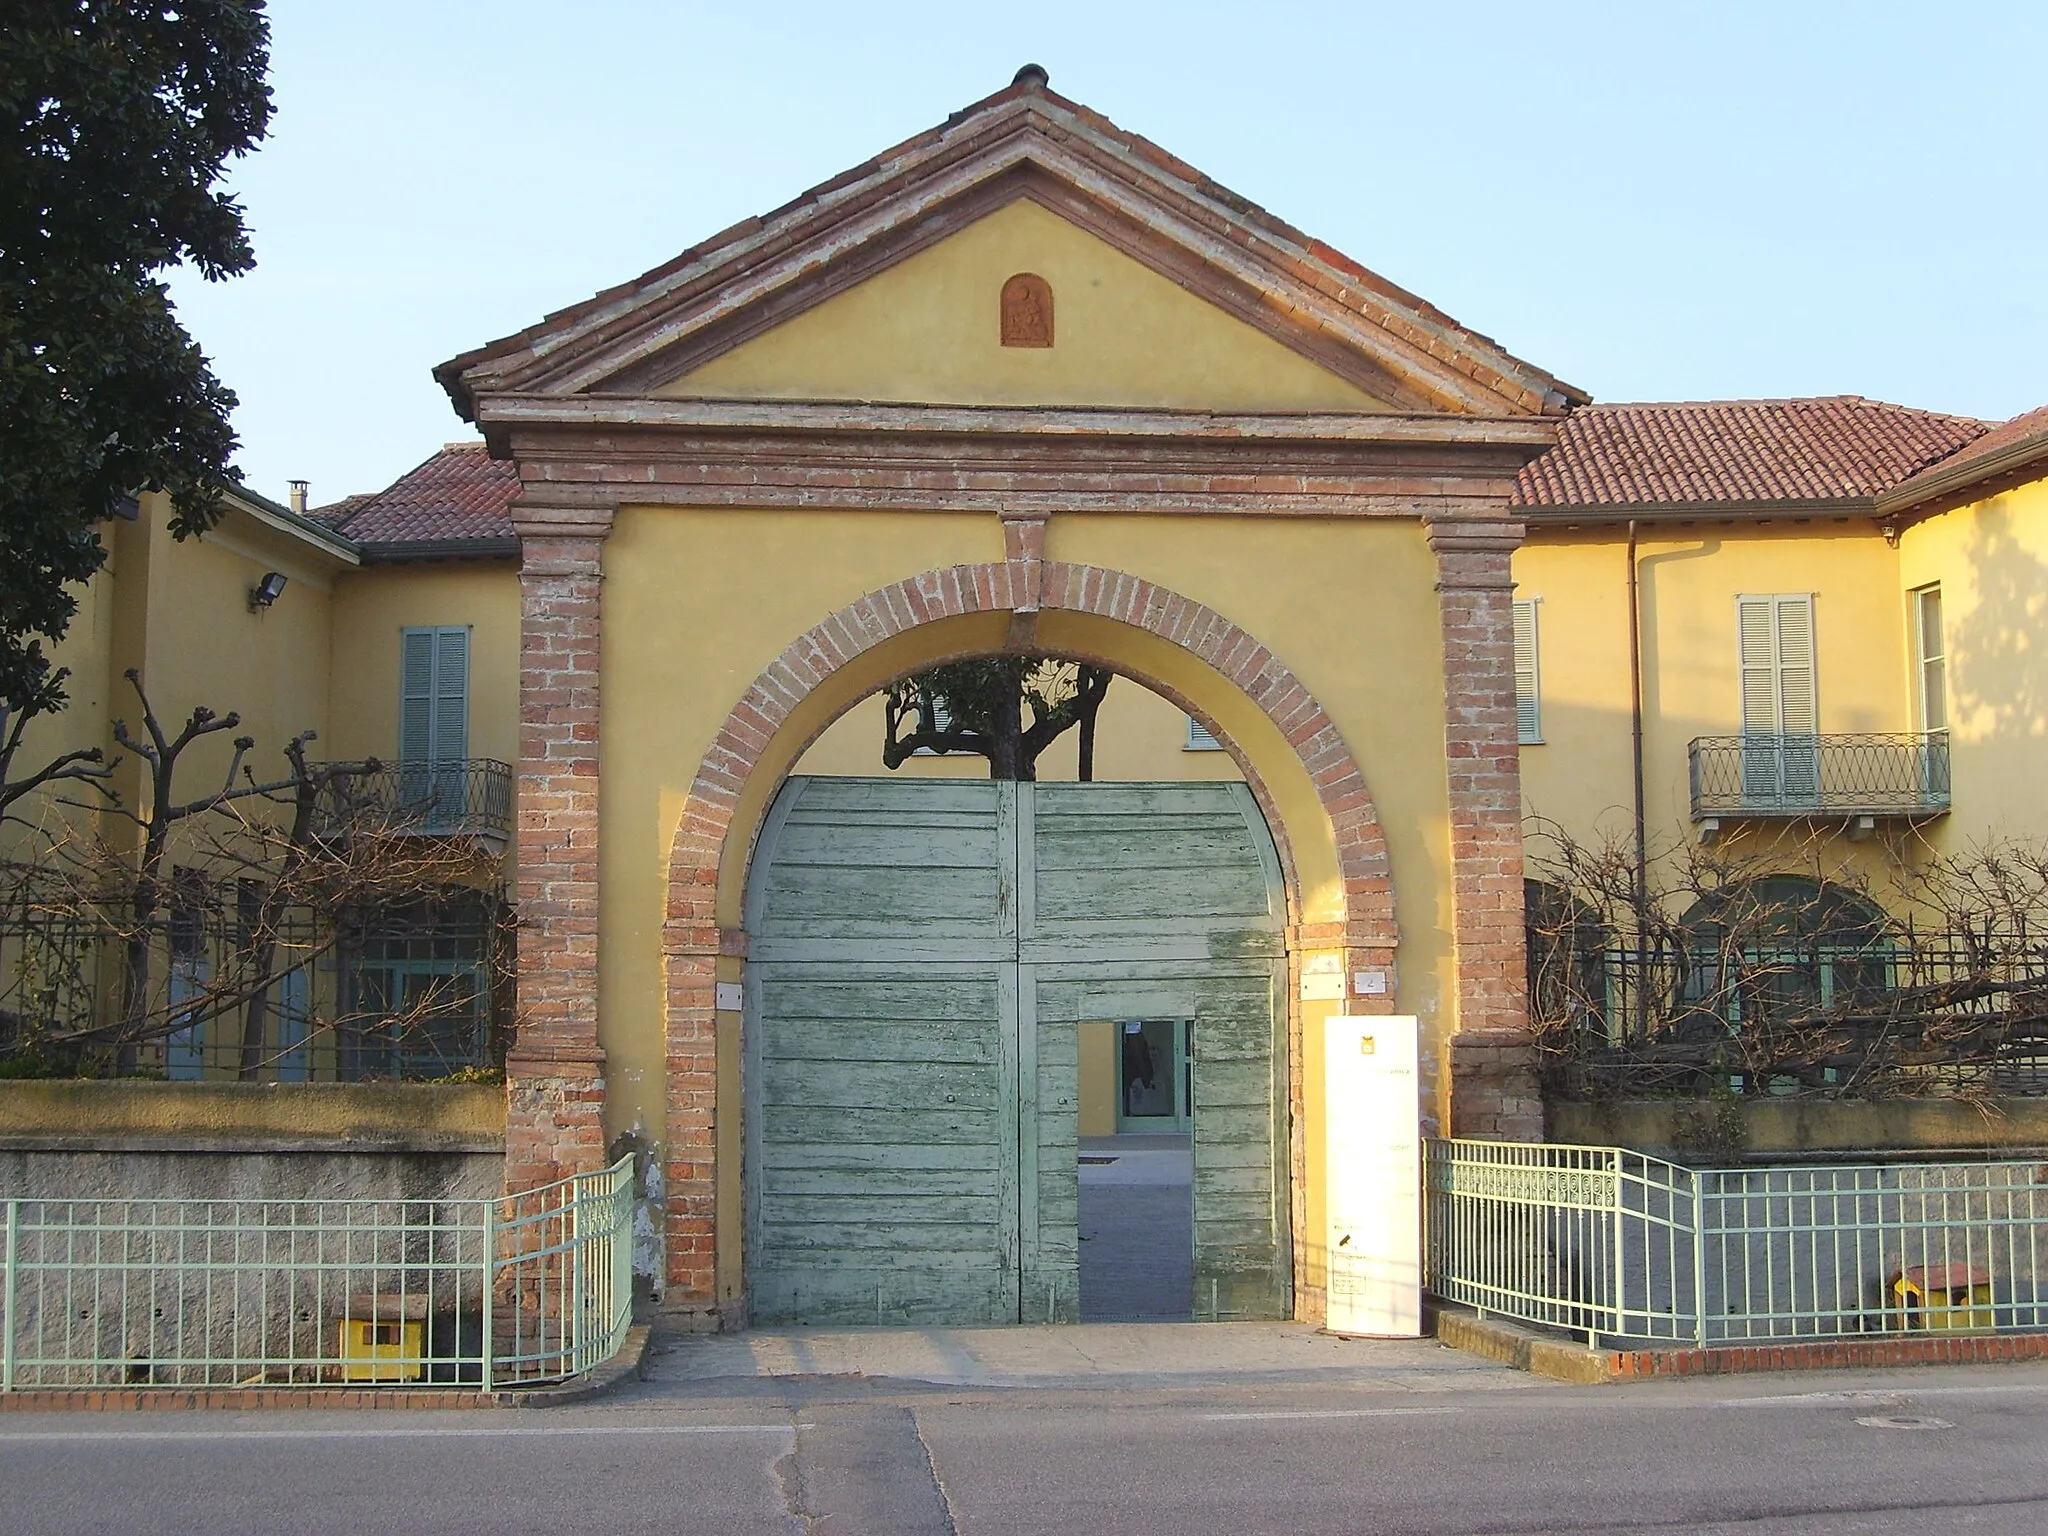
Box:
31;495;347;827
325;562;522;768
1078;1021;1117;1138
598;505;1452;1305
1897;475;2048;850
793;671;1245;782
1514;523;1911;875
661;200;1390;413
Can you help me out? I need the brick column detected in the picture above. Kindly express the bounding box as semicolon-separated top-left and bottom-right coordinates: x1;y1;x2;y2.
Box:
505;514;612;1192
1428;516;1542;1141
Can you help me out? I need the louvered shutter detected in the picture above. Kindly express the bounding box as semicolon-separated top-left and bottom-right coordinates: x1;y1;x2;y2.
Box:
400;629;437;765
1773;595;1819;802
432;627;469;765
1513;599;1542;745
1737;597;1780;736
399;627;470;765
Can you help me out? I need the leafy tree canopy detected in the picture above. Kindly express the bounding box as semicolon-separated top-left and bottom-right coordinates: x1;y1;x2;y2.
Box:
884;657;1112;781
0;1;272;710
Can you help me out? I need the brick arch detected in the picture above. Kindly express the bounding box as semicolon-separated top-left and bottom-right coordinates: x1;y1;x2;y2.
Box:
658;557;1396;1305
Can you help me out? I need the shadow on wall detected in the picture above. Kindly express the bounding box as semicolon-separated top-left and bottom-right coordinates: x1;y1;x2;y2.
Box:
1954;503;2048;743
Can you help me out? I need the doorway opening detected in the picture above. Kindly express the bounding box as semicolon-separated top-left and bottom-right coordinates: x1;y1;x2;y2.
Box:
1080;1015;1195;1321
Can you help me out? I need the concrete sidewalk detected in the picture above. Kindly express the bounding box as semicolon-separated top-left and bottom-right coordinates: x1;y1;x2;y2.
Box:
650;1320;1533;1393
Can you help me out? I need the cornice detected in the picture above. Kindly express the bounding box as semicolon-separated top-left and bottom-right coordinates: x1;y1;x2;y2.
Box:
483;399;1549;520
476;393;1561;448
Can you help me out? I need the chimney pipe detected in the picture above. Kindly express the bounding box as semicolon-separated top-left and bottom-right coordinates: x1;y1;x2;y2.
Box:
287;479;309;516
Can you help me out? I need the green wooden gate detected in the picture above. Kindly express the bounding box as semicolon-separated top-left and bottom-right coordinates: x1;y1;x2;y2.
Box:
745;776;1287;1326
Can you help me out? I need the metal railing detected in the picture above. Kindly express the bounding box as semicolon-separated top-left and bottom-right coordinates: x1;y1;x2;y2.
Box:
343;759;514;840
1;1155;633;1391
1427;1139;2048;1347
1689;733;1950;819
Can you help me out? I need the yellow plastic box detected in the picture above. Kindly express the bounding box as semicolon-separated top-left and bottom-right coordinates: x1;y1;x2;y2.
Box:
337;1293;431;1382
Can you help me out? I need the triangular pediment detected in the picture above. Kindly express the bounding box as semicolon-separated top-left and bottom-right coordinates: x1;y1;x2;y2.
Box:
439;77;1585;421
659;200;1392;412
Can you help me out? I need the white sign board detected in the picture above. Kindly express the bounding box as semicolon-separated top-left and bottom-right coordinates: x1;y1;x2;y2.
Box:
1324;1014;1422;1337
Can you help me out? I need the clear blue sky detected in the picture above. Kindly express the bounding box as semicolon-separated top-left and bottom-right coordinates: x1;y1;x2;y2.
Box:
167;0;2048;510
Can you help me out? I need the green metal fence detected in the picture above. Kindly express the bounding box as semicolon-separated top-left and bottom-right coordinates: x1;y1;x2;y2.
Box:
1427;1139;2048;1348
1;1155;633;1391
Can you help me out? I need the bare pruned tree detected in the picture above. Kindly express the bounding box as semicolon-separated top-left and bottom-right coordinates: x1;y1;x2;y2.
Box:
0;671;504;1079
1524;820;2048;1102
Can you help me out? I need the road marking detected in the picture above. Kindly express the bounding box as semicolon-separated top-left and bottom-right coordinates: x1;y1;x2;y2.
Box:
1201;1407;1460;1421
1718;1391;1907;1408
0;1423;798;1445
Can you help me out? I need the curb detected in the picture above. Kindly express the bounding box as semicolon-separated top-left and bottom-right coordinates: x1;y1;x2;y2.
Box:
1433;1306;2048;1383
0;1325;654;1413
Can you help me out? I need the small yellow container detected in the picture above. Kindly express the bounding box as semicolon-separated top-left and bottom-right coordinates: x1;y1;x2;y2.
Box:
1891;1264;1995;1333
336;1293;430;1382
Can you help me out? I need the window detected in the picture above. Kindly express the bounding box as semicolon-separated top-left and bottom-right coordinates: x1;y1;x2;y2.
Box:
1185;715;1224;752
1679;877;1893;1073
1513;598;1542;744
1913;585;1947;735
341;891;504;1080
400;626;469;765
164;869;210;1080
1736;594;1819;806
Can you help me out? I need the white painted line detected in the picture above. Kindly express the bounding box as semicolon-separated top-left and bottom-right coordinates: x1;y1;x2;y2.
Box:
0;1423;798;1445
1201;1407;1460;1421
1717;1391;1907;1408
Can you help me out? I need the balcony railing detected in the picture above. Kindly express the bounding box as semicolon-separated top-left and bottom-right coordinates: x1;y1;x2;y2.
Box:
1689;733;1949;820
350;759;514;840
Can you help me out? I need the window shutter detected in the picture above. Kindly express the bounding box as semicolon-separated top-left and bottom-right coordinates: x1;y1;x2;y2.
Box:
1513;599;1542;744
401;626;470;765
1186;715;1223;751
432;627;470;765
1737;596;1780;735
400;629;436;765
1774;594;1816;738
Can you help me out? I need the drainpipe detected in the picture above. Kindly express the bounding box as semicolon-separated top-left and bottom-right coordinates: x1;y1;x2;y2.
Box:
1627;519;1650;1040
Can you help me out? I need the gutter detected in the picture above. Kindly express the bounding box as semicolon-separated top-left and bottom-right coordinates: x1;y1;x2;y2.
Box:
223;486;362;565
355;538;521;565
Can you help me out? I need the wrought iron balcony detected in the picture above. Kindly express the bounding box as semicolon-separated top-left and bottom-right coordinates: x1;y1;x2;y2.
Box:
346;758;515;841
1689;733;1950;821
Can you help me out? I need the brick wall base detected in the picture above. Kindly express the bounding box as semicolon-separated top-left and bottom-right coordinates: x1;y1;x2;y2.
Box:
1447;1029;1544;1141
504;1051;609;1192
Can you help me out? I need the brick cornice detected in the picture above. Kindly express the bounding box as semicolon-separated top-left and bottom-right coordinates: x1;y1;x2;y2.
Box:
484;405;1552;520
509;502;616;544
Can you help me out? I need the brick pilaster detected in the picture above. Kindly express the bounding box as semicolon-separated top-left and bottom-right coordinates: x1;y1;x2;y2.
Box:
506;515;612;1191
1428;517;1541;1142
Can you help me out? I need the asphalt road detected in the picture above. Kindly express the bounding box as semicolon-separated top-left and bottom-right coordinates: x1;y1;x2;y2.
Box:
6;1360;2048;1534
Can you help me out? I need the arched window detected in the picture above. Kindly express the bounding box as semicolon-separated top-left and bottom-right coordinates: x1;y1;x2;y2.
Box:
1678;876;1894;1030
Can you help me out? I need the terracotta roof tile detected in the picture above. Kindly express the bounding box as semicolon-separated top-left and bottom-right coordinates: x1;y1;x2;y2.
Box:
1881;402;2048;509
319;444;519;552
1515;397;1990;512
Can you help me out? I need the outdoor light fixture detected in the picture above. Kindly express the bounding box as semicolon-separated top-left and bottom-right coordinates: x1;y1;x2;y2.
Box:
248;571;288;610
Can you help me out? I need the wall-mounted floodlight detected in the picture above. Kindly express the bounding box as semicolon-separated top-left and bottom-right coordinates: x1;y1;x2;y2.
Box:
249;571;288;610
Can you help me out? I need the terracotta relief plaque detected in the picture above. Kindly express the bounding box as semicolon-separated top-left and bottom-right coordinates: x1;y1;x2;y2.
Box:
1000;272;1053;347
